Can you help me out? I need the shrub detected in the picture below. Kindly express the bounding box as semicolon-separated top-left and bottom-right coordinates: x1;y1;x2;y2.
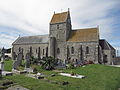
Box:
67;63;75;69
41;56;57;70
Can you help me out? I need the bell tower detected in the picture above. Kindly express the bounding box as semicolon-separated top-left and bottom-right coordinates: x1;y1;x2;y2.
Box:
49;10;72;59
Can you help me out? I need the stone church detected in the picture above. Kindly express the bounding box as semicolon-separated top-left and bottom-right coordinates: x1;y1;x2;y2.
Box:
12;10;116;65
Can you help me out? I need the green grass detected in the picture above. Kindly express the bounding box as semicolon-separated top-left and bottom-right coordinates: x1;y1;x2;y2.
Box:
3;60;120;90
4;60;13;71
5;75;62;90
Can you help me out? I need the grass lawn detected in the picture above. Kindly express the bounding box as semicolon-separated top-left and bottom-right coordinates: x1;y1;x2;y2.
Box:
4;60;13;71
3;60;120;90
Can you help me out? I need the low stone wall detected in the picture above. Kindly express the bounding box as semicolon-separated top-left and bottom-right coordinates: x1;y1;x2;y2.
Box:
113;59;120;65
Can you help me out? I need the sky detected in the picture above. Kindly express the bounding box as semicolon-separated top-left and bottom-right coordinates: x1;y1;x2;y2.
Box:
0;0;120;55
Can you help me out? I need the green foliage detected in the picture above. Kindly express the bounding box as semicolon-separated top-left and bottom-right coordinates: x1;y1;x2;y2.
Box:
41;56;57;70
30;56;38;65
67;63;75;69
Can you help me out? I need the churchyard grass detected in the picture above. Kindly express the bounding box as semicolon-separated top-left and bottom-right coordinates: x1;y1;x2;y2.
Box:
3;60;120;90
4;60;13;71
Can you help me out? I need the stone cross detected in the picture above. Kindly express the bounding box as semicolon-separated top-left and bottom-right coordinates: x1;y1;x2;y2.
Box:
25;51;31;68
1;48;5;61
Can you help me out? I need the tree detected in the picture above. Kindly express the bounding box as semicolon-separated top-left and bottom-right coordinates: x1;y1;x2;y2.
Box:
41;56;57;70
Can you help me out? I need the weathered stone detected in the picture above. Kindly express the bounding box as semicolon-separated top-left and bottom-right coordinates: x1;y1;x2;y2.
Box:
17;51;23;66
0;61;4;71
11;11;116;65
25;51;31;68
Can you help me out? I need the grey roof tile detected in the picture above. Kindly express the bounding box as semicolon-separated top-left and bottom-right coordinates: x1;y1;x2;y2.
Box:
12;35;49;45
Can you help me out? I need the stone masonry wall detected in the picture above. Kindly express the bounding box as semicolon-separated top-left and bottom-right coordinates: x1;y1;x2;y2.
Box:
12;43;49;59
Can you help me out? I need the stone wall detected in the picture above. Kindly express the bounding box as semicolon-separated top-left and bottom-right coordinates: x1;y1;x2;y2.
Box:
67;41;99;63
12;43;49;59
103;49;116;65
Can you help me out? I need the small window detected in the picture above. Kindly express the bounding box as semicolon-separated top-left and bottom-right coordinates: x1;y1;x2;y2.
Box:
86;46;89;54
71;47;74;54
57;48;60;54
57;24;59;29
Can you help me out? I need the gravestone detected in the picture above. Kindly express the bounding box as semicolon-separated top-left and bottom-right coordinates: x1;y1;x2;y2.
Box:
0;69;2;79
12;52;18;69
17;50;23;66
12;50;23;70
1;48;5;61
25;51;31;68
63;59;66;65
12;52;17;60
0;61;4;71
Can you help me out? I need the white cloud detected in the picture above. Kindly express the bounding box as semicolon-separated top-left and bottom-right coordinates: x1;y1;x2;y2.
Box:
0;0;120;49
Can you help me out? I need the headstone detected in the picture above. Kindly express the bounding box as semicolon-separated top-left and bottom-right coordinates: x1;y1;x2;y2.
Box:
17;50;23;66
12;50;23;70
63;59;66;65
25;51;31;68
0;69;2;79
12;61;18;69
1;48;5;61
12;52;18;69
0;61;4;71
12;52;17;60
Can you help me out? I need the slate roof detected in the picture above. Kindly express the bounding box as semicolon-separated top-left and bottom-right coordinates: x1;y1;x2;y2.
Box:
12;35;49;45
50;11;68;24
99;39;115;50
67;28;99;42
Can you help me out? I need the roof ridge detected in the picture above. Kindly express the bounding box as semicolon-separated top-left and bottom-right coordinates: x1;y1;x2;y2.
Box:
20;34;49;38
54;11;68;15
72;27;98;31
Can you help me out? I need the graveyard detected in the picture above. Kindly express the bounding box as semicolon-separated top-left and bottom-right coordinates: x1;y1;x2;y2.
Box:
0;48;120;90
0;59;120;90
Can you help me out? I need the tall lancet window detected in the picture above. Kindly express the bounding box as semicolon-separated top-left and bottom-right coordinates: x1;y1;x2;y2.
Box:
57;48;60;54
71;47;74;54
43;49;44;55
86;46;89;54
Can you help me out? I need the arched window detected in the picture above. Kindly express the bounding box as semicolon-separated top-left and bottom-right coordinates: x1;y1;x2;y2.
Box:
46;47;48;57
43;49;44;55
71;47;74;54
38;47;41;59
86;46;89;54
57;48;60;54
30;46;32;56
57;24;59;29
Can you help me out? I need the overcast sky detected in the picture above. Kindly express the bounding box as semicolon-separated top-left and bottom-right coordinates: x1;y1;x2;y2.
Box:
0;0;120;54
